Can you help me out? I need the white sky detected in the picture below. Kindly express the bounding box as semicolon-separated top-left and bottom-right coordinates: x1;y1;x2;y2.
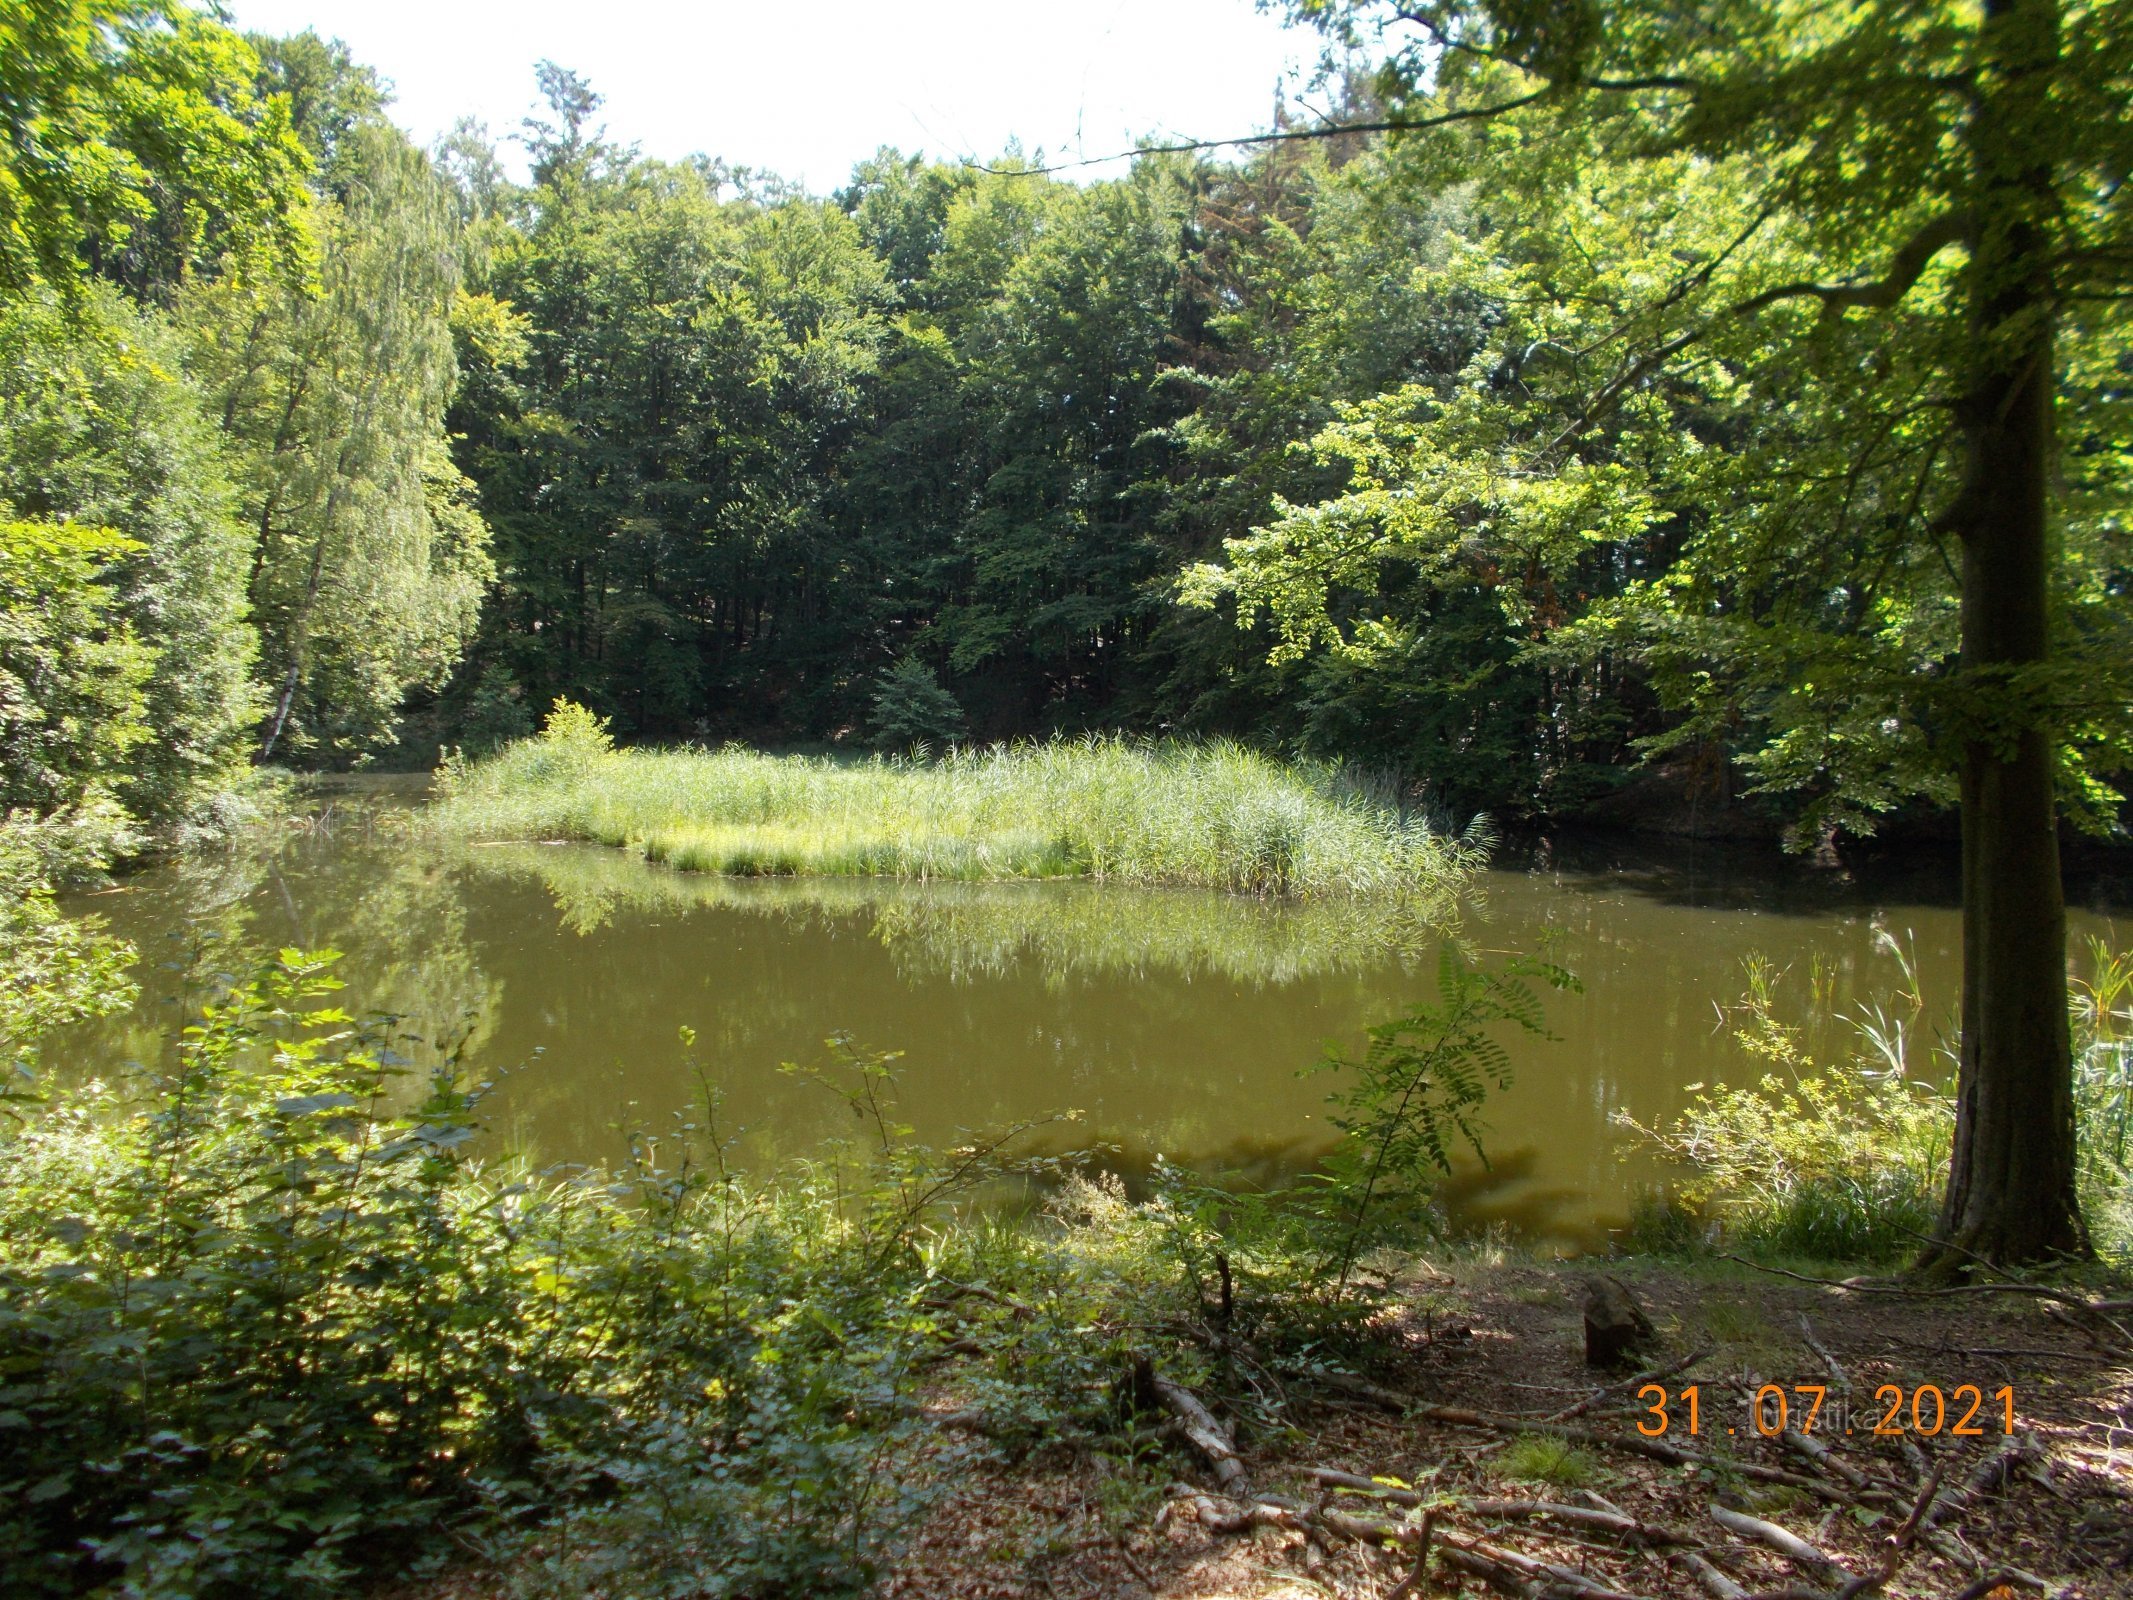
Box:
222;0;1323;189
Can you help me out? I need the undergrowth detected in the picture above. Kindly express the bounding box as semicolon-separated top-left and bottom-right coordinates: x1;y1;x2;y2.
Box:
429;700;1480;905
1620;931;2133;1265
0;927;1562;1596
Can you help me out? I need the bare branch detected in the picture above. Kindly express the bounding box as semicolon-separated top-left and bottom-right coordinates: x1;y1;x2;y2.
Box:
977;91;1553;176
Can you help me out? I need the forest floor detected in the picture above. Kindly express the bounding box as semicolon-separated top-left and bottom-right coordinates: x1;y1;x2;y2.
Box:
402;1256;2132;1600
879;1258;2133;1600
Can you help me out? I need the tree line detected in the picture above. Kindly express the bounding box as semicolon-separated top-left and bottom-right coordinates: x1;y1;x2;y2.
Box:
14;6;2124;858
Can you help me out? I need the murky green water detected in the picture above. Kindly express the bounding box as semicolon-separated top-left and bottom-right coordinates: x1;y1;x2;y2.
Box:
58;788;2126;1250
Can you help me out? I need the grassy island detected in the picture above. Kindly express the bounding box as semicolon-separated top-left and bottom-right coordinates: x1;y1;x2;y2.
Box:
431;704;1480;906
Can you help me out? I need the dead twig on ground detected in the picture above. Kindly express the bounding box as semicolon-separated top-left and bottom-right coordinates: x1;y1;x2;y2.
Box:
1288;1370;1883;1505
1799;1315;1851;1392
1143;1362;1250;1496
1710;1505;1853;1578
1383;1507;1436;1600
1549;1347;1714;1422
1307;1469;1705;1548
1172;1491;1656;1600
1721;1254;2133;1324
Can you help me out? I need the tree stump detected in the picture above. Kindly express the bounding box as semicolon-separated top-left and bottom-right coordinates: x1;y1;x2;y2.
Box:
1583;1275;1655;1368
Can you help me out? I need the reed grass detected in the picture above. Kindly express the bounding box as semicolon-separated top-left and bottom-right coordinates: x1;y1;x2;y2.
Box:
1622;929;2133;1263
430;705;1479;906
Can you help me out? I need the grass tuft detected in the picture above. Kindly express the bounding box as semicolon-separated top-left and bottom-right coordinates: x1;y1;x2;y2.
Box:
1500;1434;1599;1488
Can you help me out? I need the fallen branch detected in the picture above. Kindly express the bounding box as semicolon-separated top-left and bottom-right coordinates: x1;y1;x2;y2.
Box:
1681;1551;1750;1600
1829;1460;1948;1600
1924;1434;2040;1531
1799;1316;1851;1393
1287;1364;1425;1412
1710;1506;1853;1577
1384;1508;1436;1600
1721;1254;2133;1319
1306;1469;1704;1547
1779;1424;1872;1491
1145;1363;1249;1496
917;1279;1035;1318
1172;1491;1656;1600
1302;1382;1874;1503
1550;1347;1713;1422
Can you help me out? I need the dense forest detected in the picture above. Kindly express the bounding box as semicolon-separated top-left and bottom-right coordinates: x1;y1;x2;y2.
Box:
15;3;2124;855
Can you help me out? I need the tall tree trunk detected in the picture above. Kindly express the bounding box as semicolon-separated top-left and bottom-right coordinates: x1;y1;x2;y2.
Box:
1924;0;2087;1272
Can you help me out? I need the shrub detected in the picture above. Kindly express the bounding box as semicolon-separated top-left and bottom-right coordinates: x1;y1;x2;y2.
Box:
1500;1434;1598;1488
1620;937;2133;1264
1617;950;1951;1262
2074;936;2133;1256
1310;945;1581;1285
0;954;1067;1597
867;656;966;753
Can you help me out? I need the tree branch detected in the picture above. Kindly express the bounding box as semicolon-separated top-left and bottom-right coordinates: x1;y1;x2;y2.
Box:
1541;211;1972;453
1732;212;1973;317
977;91;1553;176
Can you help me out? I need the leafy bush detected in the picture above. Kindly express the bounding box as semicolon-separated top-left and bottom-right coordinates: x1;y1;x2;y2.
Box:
867;656;966;753
1617;951;1952;1262
1618;937;2133;1265
1310;945;1580;1285
0;953;1073;1597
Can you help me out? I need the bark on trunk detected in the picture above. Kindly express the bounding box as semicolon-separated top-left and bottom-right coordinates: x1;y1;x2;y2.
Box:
1923;0;2087;1272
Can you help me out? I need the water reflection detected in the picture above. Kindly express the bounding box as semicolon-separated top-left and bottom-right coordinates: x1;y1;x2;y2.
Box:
57;803;2124;1252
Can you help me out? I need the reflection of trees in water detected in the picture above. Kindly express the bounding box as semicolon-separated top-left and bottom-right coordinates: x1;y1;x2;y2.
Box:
473;841;1460;987
62;820;1631;1250
1432;1148;1613;1253
59;822;504;1110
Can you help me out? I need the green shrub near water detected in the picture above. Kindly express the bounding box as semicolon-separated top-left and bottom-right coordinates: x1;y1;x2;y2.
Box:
0;952;1094;1597
1621;936;2133;1264
431;701;1479;906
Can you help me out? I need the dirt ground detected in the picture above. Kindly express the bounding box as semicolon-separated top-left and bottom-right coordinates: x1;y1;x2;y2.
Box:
880;1259;2133;1600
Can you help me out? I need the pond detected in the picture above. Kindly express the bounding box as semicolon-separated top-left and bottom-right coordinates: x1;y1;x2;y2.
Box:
59;786;2128;1250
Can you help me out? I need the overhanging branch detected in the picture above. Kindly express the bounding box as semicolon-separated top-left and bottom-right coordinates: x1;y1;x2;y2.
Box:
1732;211;1973;317
977;90;1552;176
1545;211;1972;452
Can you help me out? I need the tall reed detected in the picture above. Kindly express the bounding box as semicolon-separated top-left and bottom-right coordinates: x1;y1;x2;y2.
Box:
430;704;1480;906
